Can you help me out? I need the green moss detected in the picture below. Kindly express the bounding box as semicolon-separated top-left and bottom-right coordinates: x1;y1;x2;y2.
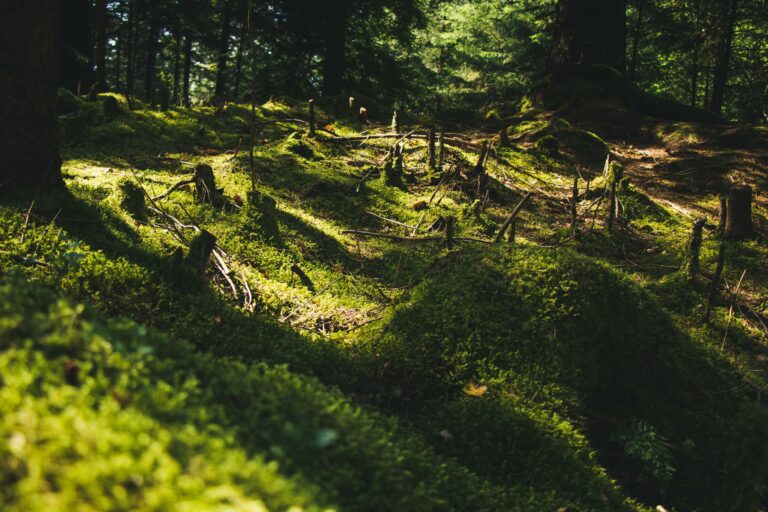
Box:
365;246;768;511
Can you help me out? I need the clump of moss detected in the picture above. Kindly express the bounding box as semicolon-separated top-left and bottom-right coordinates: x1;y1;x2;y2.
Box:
117;179;146;220
281;132;315;159
536;134;560;155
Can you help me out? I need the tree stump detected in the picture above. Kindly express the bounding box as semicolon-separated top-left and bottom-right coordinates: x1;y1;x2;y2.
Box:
724;185;752;240
437;129;445;171
194;164;217;202
717;194;728;234
244;191;281;243
683;217;707;277
444;216;455;249
185;230;216;274
358;107;368;123
427;127;437;172
499;127;510;147
391;110;399;134
308;99;316;138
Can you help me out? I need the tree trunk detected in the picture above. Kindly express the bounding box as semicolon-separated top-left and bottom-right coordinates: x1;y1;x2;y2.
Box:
628;0;644;82
182;32;193;107
126;0;137;99
145;14;161;105
322;0;348;97
94;0;108;91
724;185;752;240
552;0;627;74
215;2;232;100
233;33;244;100
0;1;63;194
689;0;702;107
709;0;738;115
59;0;93;94
172;23;183;106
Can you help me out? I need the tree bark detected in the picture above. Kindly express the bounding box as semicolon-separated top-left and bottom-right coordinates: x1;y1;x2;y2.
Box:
215;1;233;100
724;185;752;240
126;0;137;99
182;32;193;107
628;0;644;83
709;0;738;115
172;21;183;105
145;12;161;105
552;0;627;74
0;1;63;194
59;0;93;94
322;0;348;96
94;0;108;91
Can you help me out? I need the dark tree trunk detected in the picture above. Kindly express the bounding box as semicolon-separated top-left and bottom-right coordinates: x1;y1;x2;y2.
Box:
322;0;348;97
233;32;244;100
690;0;702;107
114;23;123;91
172;23;183;105
709;0;738;115
182;32;193;107
94;0;108;91
724;185;752;240
60;0;94;94
552;0;627;74
126;0;137;99
215;2;232;99
0;1;63;194
145;14;161;105
628;0;644;82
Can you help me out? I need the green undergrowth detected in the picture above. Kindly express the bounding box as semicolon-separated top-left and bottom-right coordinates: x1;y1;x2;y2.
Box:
360;246;768;511
1;94;766;511
0;275;538;511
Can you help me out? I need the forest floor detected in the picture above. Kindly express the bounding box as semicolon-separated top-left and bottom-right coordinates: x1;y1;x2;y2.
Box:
1;93;767;511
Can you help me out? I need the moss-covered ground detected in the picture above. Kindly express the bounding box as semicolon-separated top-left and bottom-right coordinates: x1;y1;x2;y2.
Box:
1;92;767;511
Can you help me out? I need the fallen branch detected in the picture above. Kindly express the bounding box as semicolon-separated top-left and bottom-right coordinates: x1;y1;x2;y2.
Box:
494;192;533;243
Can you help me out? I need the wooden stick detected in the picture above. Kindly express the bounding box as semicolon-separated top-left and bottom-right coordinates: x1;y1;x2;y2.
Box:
494;192;533;243
308;99;316;137
704;240;727;323
722;269;747;351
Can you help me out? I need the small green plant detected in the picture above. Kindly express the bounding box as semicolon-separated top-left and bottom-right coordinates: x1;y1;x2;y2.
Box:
614;421;675;484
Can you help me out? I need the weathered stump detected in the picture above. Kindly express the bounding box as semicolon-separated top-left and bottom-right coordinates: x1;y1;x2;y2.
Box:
244;191;281;243
437;129;445;171
717;194;728;234
724;185;753;240
427;127;437;172
499;127;510;147
194;164;217;202
391;110;399;134
444;216;455;249
308;99;316;138
683;217;707;277
186;229;216;274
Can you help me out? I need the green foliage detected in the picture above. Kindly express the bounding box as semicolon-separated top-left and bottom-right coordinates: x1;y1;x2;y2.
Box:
613;421;675;484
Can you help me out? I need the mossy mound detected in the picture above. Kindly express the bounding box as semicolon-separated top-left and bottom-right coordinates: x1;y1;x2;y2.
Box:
365;246;768;511
513;116;609;169
0;275;534;512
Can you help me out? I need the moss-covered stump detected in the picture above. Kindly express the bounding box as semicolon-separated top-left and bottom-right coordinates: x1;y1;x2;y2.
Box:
242;191;282;243
117;179;146;220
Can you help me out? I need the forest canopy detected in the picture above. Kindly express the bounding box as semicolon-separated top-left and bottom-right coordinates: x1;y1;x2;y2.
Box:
62;0;768;123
